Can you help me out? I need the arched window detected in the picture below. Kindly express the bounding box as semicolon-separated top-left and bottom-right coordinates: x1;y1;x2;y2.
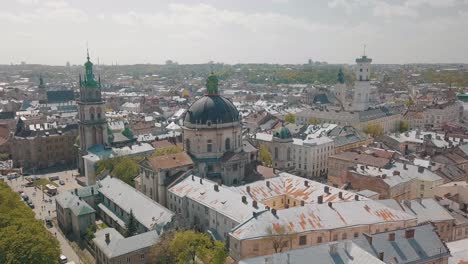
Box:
287;148;291;161
96;107;102;119
207;140;213;152
186;139;191;152
225;138;231;151
89;107;95;120
274;147;278;159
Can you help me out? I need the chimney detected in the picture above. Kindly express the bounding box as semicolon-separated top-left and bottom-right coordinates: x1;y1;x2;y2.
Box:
271;208;277;216
304;180;309;187
378;168;382;172
241;196;247;204
354;195;359;201
388;233;395;241
105;233;110;244
74;188;78;195
328;202;333;208
300;200;305;206
363;233;373;245
405;229;415;239
418;166;424;173
393;170;400;176
199;178;203;184
246;186;251;193
382;174;387;179
317;195;323;204
252;212;257;218
266;181;270;188
360;165;365;170
91;187;94;195
378;252;384;261
252;200;258;208
191;175;194;181
214;184;219;192
338;192;343;199
324;186;330;194
403;164;408;170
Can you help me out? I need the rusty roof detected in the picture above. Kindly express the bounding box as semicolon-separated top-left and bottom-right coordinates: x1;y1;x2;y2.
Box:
229;172;361;204
230;200;416;240
330;151;391;168
147;152;193;171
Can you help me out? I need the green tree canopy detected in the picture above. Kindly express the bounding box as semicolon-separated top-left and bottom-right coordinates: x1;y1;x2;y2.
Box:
284;113;296;124
399;121;409;133
0;182;60;264
96;156;142;186
169;230;227;264
308;117;320;125
363;123;384;138
259;145;273;167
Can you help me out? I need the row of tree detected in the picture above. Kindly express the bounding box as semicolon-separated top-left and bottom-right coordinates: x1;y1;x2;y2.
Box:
0;181;61;264
148;230;227;264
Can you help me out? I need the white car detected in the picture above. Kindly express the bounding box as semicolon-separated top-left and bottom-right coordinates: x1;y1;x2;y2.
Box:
60;254;68;264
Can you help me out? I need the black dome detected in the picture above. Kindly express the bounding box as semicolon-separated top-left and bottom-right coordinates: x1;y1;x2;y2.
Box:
184;95;239;125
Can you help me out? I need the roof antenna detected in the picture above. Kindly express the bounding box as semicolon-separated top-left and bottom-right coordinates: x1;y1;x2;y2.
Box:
86;41;90;61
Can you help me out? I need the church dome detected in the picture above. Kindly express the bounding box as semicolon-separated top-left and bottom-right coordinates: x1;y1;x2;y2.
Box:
184;95;239;126
274;126;292;140
183;73;240;127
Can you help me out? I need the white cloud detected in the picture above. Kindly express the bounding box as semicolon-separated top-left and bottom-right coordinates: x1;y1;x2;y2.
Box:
373;1;419;18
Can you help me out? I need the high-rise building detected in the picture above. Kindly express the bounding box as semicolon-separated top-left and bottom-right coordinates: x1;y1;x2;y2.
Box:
352;51;372;111
77;51;109;173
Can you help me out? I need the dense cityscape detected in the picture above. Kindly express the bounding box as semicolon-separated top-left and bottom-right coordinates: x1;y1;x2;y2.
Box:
2;1;468;264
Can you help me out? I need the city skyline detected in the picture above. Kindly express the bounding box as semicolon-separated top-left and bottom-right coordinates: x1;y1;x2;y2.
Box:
1;0;468;65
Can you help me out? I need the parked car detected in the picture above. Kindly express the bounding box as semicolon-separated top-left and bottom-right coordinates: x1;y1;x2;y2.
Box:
60;254;68;264
25;181;34;187
27;200;34;209
7;173;19;180
48;175;59;181
59;180;65;185
45;216;53;228
21;193;29;201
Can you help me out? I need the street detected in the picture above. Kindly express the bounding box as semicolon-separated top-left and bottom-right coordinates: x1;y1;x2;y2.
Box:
6;169;82;264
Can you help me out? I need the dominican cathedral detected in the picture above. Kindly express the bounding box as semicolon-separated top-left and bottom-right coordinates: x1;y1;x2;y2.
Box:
182;73;249;186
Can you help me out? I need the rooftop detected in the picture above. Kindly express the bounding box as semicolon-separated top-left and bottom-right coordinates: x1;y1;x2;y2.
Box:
93;228;160;258
146;152;193;171
98;176;174;231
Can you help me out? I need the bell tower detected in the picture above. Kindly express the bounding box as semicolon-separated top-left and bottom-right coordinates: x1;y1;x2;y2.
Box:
77;50;109;174
352;46;372;111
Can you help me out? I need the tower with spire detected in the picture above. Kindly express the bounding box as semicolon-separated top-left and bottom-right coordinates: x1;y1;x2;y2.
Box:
352;45;372;111
77;50;109;177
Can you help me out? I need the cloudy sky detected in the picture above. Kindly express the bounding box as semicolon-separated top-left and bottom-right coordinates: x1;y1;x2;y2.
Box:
1;0;468;65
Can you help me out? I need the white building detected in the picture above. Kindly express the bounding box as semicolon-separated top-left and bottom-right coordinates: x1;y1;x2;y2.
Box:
352;54;372;111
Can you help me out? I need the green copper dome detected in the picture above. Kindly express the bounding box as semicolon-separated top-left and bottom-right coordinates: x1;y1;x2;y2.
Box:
184;96;239;125
274;126;292;140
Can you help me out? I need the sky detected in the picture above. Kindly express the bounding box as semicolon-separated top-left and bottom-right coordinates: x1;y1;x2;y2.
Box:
1;0;468;65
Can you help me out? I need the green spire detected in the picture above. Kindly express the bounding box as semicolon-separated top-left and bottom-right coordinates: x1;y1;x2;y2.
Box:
81;49;100;88
206;72;219;95
337;68;345;84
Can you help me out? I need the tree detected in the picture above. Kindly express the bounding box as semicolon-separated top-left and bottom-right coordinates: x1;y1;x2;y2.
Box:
169;230;226;264
96;156;142;186
399;121;409;133
363;123;384;138
266;224;292;253
308;117;320;125
0;182;60;264
85;224;97;241
148;231;177;264
152;146;183;157
259;145;273;167
284;113;296;124
125;209;138;237
404;98;415;107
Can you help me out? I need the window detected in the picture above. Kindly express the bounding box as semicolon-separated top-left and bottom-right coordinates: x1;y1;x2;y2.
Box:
186;139;191;152
281;241;288;248
253;243;259;252
354;232;359;238
342;233;347;240
420;184;425;191
127;257;130;263
333;234;338;241
225;138;231;151
317;236;322;243
299;235;307;245
287;148;291;161
274;147;278;159
140;254;145;260
207;140;213;152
